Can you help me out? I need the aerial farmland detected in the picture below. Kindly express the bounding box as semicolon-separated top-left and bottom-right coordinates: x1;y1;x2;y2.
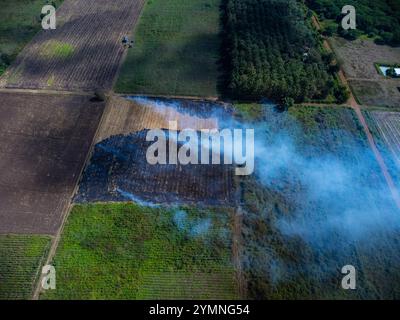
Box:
0;0;400;304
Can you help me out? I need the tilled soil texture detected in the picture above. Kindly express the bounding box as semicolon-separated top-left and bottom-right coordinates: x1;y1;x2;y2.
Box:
75;130;236;206
0;0;145;91
0;92;105;234
96;96;229;143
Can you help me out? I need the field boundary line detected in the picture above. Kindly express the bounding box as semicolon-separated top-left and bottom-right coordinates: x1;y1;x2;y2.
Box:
117;93;220;102
31;97;111;300
0;88;92;96
295;103;350;108
347;77;391;82
30;235;54;300
233;206;247;299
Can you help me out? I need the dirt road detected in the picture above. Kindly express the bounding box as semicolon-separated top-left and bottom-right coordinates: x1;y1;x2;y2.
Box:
312;15;400;209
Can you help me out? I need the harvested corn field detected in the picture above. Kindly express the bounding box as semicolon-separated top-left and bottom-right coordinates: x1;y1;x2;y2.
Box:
0;0;145;91
0;92;104;234
95;96;220;143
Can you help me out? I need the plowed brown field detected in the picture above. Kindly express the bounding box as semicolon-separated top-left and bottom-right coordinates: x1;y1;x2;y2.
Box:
0;0;145;91
0;92;104;234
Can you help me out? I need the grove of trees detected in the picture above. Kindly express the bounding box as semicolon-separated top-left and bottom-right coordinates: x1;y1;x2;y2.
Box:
221;0;341;103
307;0;400;46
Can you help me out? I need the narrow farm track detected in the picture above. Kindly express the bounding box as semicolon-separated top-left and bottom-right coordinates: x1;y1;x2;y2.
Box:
353;105;400;209
337;50;400;209
312;16;400;210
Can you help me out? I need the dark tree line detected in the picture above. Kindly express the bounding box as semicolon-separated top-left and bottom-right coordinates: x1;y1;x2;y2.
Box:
307;0;400;46
220;0;341;103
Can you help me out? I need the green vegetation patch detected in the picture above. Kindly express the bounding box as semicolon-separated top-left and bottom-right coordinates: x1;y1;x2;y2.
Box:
234;103;266;122
115;0;221;97
41;203;238;299
39;40;74;60
0;0;64;75
0;235;51;300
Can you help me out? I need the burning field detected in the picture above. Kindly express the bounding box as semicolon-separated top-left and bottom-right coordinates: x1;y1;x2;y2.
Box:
0;0;145;91
238;105;400;299
0;92;104;234
76;97;236;206
23;94;400;299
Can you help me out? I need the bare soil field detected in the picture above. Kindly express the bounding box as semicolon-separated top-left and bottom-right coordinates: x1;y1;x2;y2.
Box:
0;0;145;91
330;37;400;107
76;97;236;206
96;96;220;143
0;92;104;234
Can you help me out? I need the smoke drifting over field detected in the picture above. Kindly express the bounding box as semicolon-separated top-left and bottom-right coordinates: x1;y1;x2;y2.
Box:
77;96;400;296
259;130;400;243
173;210;212;238
126;97;400;245
260;118;400;247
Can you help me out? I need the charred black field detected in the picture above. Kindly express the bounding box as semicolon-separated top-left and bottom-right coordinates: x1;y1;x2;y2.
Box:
75;130;236;206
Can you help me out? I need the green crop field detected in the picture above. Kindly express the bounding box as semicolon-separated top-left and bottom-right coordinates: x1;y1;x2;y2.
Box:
0;0;63;76
115;0;221;97
0;235;51;300
41;203;239;299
